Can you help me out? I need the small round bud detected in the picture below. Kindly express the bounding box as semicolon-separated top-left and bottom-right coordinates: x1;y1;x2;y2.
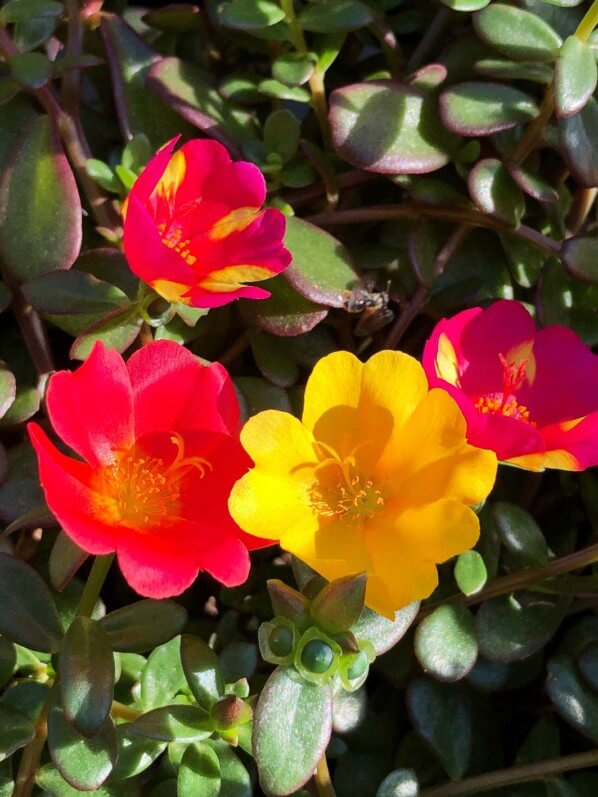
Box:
269;625;294;658
346;650;368;681
301;639;334;674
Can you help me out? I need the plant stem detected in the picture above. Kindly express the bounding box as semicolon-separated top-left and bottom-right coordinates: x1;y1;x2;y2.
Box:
279;0;332;149
75;554;115;619
111;700;143;722
419;748;598;797
407;7;451;73
307;205;561;256
575;0;598;42
313;754;337;797
418;542;598;620
12;703;49;797
383;284;429;349
62;0;83;116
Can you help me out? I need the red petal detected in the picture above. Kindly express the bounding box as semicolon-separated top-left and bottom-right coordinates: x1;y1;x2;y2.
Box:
46;342;134;467
127;340;239;437
28;423;116;555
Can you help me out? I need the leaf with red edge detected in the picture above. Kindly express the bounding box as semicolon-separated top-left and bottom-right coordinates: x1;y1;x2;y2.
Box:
561;235;598;285
330;81;458;174
240;276;327;337
0;115;81;281
284;217;358;308
440;82;539;136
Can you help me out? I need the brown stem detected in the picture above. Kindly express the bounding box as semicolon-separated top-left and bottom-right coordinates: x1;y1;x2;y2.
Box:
383;284;429;349
510;84;555;165
433;225;471;278
370;17;403;79
11;284;55;376
220;331;250;367
419;748;598;797
12;702;48;797
307;205;560;257
406;7;451;73
283;171;379;210
111;700;143;722
62;0;83;116
417;542;598;621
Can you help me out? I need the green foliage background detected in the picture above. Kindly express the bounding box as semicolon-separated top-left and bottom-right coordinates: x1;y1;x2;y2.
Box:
0;0;596;795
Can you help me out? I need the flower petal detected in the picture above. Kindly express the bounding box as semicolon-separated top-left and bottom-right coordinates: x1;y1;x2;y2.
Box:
391;499;480;563
512;410;598;471
379;388;497;506
199;536;251;587
28;423;116;555
128;340;239;437
46;342;134;467
239;410;316;474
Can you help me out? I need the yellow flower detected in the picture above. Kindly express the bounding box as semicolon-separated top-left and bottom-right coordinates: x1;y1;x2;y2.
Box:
229;351;497;618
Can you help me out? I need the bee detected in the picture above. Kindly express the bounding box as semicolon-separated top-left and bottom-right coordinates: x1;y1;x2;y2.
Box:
342;281;395;337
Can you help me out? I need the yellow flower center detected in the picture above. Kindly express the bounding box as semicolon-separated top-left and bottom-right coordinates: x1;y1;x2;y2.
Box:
309;442;385;525
473;353;535;426
91;433;211;529
157;222;197;266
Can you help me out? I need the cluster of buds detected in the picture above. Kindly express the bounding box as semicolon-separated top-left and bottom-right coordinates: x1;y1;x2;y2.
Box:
258;572;376;691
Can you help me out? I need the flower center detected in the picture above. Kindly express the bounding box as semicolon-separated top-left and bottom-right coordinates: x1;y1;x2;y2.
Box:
474;353;535;426
91;433;211;530
157;222;197;267
309;442;385;525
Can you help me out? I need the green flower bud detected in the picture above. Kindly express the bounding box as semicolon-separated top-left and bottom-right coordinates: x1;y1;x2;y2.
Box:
301;639;334;674
294;626;342;685
269;625;294;658
339;639;376;692
258;617;297;665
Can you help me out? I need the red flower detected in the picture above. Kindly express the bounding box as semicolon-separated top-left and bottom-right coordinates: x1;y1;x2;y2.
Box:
29;341;270;597
423;300;598;471
122;138;291;308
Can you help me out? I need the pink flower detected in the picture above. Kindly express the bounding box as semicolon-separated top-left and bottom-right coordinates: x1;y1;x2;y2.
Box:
123;138;291;308
423;300;598;471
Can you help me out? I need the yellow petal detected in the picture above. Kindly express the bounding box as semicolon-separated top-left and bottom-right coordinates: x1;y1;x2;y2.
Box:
365;543;438;619
360;350;429;430
391;499;480;563
209;207;260;240
239;410;316;475
302;351;363;433
378;388;497;507
152;149;186;205
228;469;316;541
200;265;275;291
152;280;191;304
508;449;578;471
284;519;370;574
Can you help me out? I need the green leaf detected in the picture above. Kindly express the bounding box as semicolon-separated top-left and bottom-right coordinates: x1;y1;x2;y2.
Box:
538;259;598;345
474;58;553;84
208;740;251;797
407;677;472;780
473;4;562;62
48;699;117;791
476;596;569;662
23;270;129;315
0;115;81;281
310;573;367;634
505;161;559;204
555;36;597;118
0;553;63;652
272;53;316;87
108;727;166;782
100;600;188;653
561;234;598;284
127;705;212;743
236;377;292;415
240;275;328;337
219;0;285;30
37;763;138;797
468;158;525;226
454;551;487;596
86;159;120;193
0;369;15;421
9;52;52;89
59;617;114;738
376;769;419;797
248;330;299;388
48;532;87;592
177;742;221;797
441;0;490;9
258;79;310;102
253;668;333;796
100;16;195;148
141;637;187;710
264;110;300;164
121;133;152;172
559;96;598;187
440;81;539;136
147;57;256;147
0;704;35;761
352;602;420;655
0;0;62;23
547;655;598;743
70;306;142;361
180;635;225;711
415;604;478;682
299;0;374;33
491;502;550;568
0;639;16;689
330;81;457;173
284;216;358;308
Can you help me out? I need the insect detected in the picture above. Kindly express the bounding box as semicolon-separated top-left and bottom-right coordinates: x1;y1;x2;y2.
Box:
342;281;395;337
